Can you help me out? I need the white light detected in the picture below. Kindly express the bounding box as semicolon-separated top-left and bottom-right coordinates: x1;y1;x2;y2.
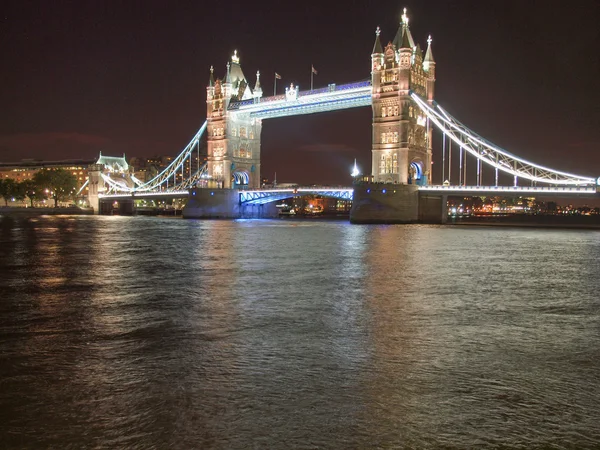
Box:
351;159;360;177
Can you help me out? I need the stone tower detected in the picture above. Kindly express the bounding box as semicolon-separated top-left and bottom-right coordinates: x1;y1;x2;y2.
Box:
206;51;263;189
370;9;435;185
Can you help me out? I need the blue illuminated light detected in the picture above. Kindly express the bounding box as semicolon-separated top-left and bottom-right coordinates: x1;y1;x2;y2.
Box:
210;192;214;196
382;189;386;194
366;189;371;194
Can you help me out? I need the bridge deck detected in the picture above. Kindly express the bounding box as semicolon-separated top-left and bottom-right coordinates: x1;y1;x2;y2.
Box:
98;185;598;202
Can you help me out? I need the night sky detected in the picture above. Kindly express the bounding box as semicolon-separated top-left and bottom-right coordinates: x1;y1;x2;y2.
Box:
1;0;599;186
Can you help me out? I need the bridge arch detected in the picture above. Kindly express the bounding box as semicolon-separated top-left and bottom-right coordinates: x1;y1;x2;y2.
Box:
409;160;424;185
232;170;250;187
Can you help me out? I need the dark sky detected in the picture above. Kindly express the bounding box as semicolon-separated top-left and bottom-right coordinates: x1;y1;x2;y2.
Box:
1;0;599;186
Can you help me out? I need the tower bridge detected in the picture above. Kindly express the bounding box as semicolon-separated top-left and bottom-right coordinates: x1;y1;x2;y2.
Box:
94;8;599;223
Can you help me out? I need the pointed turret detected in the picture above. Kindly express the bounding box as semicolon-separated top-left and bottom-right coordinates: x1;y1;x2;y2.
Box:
424;35;435;64
253;70;263;99
397;9;413;69
392;24;403;50
372;26;383;55
401;27;412;49
371;27;385;73
209;65;215;87
423;36;436;102
393;8;415;50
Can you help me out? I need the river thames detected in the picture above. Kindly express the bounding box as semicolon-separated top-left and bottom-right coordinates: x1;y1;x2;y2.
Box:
1;216;599;448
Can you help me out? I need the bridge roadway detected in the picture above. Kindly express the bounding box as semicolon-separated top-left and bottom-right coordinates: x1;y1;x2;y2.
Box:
99;185;599;204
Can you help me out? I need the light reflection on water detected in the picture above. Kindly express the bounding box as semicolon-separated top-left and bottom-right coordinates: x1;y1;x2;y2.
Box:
0;216;599;448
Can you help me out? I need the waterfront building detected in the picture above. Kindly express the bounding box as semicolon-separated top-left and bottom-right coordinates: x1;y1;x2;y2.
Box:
0;158;96;193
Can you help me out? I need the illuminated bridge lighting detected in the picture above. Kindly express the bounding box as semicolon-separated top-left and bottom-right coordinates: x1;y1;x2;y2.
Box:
229;81;372;119
419;186;598;195
239;188;354;205
99;190;190;199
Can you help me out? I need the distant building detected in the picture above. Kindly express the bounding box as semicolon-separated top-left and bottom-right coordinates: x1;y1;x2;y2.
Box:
0;158;96;194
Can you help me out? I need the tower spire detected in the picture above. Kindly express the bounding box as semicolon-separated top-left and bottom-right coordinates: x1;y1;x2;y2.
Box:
254;70;261;91
400;26;412;49
392;7;415;50
372;26;383;54
401;7;409;27
253;70;263;98
424;35;435;64
209;65;215;87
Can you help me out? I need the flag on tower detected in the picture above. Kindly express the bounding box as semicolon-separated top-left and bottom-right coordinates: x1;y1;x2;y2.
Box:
275;72;282;79
311;65;318;75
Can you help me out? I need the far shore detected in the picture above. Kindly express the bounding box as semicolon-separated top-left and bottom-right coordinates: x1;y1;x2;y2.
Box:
449;214;600;230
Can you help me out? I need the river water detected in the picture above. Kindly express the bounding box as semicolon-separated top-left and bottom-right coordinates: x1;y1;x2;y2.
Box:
1;215;599;448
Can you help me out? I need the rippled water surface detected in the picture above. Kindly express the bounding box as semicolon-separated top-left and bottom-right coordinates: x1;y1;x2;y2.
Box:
1;216;599;448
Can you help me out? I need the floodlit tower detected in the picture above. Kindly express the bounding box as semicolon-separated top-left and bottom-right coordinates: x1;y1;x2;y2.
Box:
206;51;262;188
370;8;435;185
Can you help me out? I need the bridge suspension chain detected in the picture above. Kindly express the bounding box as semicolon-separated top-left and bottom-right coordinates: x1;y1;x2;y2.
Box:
105;120;209;194
411;93;596;186
134;120;208;192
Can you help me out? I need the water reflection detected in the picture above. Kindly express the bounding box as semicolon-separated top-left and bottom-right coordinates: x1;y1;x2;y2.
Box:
0;217;599;448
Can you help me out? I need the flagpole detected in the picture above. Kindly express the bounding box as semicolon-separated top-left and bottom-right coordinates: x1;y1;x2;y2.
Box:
274;74;277;96
311;66;313;91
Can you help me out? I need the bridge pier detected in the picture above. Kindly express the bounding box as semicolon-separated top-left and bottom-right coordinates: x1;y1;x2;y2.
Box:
350;182;448;224
98;198;135;215
183;188;241;219
350;183;419;223
418;193;448;224
184;188;282;219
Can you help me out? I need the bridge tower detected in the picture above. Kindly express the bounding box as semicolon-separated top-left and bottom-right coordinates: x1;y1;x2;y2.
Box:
370;9;435;185
206;51;262;189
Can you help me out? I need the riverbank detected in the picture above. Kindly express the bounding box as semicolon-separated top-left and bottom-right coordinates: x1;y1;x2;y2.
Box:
449;214;600;230
0;206;94;217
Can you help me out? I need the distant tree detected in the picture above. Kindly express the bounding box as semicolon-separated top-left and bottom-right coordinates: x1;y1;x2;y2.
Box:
12;182;26;204
0;178;20;206
33;169;78;207
20;179;45;207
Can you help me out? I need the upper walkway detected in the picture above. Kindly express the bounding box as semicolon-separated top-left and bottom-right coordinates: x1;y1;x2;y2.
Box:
227;81;372;119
